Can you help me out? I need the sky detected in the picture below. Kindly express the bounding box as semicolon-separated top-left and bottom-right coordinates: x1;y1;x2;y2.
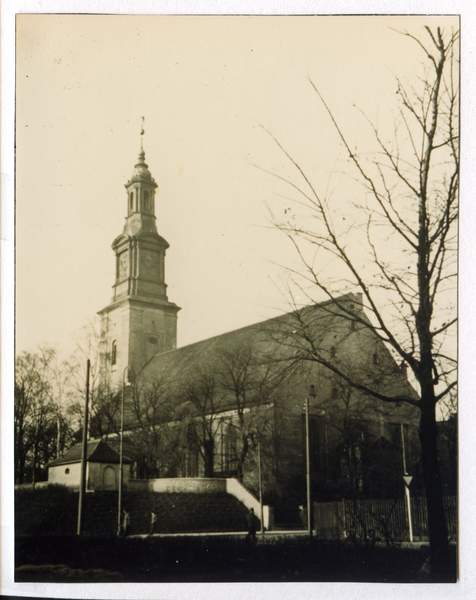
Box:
14;14;460;359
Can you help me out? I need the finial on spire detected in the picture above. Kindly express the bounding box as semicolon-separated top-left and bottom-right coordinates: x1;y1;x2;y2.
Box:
140;116;145;149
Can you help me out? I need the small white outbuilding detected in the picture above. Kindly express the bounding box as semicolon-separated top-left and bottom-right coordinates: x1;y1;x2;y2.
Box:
47;439;132;491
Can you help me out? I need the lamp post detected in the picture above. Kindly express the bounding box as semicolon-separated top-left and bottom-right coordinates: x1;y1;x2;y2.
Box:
77;359;90;536
117;365;131;536
250;426;265;535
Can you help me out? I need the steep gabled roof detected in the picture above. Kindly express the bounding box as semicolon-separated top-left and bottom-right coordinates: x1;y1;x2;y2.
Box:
47;439;132;467
139;293;365;407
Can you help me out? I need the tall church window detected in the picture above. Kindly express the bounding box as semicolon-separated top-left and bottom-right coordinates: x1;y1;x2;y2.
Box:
185;423;200;477
111;340;117;366
185;445;199;477
129;191;134;213
224;428;238;472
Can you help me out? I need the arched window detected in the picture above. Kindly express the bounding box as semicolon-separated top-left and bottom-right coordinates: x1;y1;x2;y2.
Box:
103;465;116;490
144;190;149;210
111;340;117;366
224;428;238;472
129;191;134;212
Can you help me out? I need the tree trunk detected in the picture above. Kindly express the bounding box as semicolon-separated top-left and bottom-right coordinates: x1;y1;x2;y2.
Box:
15;418;27;485
419;388;451;580
236;434;249;482
15;447;26;485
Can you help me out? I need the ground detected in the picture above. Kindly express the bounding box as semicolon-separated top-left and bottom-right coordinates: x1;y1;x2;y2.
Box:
15;534;457;583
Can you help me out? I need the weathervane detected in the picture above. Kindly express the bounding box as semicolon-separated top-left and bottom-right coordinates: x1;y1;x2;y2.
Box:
140;116;145;149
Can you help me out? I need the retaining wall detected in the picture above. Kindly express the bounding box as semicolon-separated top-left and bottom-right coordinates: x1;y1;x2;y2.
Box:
128;477;269;528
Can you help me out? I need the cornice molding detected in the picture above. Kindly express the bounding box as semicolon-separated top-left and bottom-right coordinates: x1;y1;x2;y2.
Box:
98;294;181;316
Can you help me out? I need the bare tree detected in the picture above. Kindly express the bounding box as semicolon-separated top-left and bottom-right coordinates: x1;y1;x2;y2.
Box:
164;345;280;482
238;403;278;502
217;344;279;482
67;319;119;439
264;26;458;577
323;378;417;500
126;376;175;478
14;346;74;483
177;367;227;477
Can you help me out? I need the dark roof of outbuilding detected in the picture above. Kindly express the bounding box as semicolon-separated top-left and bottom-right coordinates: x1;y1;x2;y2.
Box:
47;438;132;467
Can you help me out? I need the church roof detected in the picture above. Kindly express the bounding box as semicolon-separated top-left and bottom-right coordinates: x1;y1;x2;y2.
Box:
47;439;133;467
139;293;364;409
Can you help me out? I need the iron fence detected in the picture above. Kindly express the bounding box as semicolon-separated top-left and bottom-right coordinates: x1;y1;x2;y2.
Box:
314;496;457;542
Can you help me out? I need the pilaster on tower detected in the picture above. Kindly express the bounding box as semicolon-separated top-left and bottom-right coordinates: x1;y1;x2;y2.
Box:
111;149;169;302
98;142;180;390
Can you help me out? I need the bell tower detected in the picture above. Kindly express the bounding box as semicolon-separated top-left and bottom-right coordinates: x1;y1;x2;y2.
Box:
98;128;180;389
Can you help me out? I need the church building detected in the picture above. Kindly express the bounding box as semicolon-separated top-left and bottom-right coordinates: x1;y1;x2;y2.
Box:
97;140;421;506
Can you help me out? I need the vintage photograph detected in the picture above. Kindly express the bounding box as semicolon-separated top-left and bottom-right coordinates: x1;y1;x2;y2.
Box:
13;14;458;586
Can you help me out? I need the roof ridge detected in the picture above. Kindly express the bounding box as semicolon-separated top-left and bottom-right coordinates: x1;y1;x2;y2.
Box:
144;292;361;365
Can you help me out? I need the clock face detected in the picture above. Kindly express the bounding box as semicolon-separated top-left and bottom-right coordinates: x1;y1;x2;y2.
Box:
118;252;128;279
141;250;156;268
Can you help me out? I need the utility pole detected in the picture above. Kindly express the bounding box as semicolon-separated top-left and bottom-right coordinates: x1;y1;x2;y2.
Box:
258;438;264;534
77;359;90;536
118;366;130;536
304;397;312;537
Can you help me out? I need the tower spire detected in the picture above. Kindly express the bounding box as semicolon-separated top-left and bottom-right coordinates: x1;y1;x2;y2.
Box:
98;128;180;387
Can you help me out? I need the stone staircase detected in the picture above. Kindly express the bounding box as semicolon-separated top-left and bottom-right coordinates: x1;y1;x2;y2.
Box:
124;491;251;535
